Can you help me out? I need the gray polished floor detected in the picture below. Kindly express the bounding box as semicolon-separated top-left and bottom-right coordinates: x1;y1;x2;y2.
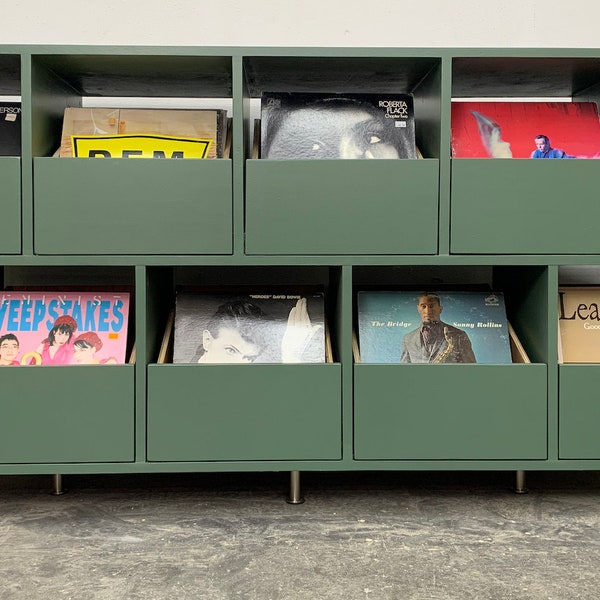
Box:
1;470;599;599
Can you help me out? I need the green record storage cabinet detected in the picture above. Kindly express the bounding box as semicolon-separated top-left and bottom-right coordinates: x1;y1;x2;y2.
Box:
2;45;600;479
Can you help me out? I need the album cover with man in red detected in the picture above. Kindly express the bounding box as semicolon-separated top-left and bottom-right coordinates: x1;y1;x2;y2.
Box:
451;101;600;159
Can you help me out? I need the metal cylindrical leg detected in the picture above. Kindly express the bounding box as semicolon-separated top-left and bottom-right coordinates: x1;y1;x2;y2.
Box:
51;474;65;496
286;470;305;504
514;470;528;494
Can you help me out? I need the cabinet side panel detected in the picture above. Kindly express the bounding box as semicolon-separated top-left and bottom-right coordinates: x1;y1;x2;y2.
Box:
451;160;600;254
354;364;547;460
147;364;342;461
0;157;21;253
559;365;600;459
33;158;233;255
246;159;439;255
0;366;135;463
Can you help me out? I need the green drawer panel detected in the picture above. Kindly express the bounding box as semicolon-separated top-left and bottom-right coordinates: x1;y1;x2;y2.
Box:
451;159;600;254
0;366;135;463
147;364;342;461
559;365;600;459
0;157;21;254
246;159;439;255
33;158;232;255
354;364;547;460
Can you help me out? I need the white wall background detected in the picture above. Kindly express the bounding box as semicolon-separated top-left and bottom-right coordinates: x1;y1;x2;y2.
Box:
4;0;600;48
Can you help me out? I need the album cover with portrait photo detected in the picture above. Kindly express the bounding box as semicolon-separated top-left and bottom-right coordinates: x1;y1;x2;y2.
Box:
174;291;326;364
261;92;416;160
451;101;600;159
357;290;512;364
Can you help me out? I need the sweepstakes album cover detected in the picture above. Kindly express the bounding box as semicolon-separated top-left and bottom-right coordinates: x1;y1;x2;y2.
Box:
357;290;511;364
558;286;600;363
174;291;326;364
261;92;416;159
451;101;600;159
0;291;130;365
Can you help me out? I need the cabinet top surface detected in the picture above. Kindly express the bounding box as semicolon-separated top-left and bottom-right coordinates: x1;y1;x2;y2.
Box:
2;45;600;57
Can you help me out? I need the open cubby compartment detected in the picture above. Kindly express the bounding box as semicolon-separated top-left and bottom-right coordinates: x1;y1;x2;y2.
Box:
0;265;136;464
450;55;600;254
0;54;22;254
30;52;234;255
352;264;548;460
557;265;600;459
0;157;20;255
243;54;442;255
146;265;343;462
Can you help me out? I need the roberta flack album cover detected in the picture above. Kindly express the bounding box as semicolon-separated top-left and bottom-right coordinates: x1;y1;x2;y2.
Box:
174;291;326;364
0;291;130;366
558;286;600;363
357;290;511;364
451;101;600;159
260;92;416;159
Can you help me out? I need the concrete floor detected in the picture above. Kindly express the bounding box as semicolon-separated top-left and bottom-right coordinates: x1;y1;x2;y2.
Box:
1;470;599;599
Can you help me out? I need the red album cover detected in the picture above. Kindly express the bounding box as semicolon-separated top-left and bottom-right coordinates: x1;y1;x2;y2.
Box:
0;291;130;366
451;101;600;158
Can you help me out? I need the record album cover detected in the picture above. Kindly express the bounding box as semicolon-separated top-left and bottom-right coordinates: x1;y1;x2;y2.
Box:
0;102;21;156
357;290;511;364
0;291;130;366
60;107;227;158
558;286;600;363
451;101;600;159
174;291;326;364
261;92;416;159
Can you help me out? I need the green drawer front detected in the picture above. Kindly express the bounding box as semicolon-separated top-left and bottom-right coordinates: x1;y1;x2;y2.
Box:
451;159;600;254
0;366;135;463
33;158;232;255
0;157;21;254
559;365;600;459
354;364;547;460
147;364;342;461
246;159;439;255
